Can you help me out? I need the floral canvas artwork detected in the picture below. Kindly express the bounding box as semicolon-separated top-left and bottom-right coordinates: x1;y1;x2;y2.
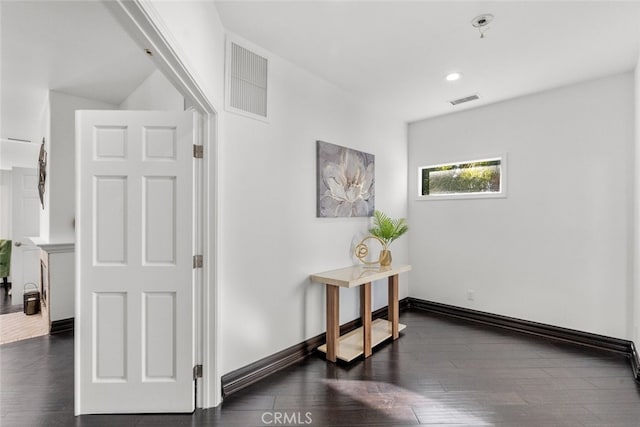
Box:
317;140;375;217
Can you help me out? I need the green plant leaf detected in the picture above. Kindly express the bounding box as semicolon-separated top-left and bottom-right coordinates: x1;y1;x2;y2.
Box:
368;210;408;247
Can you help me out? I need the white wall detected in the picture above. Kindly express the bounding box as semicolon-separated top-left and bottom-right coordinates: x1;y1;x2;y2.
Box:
45;91;116;242
0;170;11;239
1;85;49;145
146;1;408;375
634;58;640;346
48;251;74;321
409;73;635;340
148;1;225;108
0;140;41;170
119;69;184;111
220;38;408;373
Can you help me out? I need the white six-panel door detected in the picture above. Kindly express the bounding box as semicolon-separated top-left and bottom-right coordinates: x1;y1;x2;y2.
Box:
75;110;195;414
10;167;41;306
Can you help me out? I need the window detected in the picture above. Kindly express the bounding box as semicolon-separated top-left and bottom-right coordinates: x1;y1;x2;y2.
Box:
418;156;506;200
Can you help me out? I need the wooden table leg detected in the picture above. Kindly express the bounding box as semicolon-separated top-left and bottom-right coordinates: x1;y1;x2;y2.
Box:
326;284;339;362
361;282;372;358
388;274;399;339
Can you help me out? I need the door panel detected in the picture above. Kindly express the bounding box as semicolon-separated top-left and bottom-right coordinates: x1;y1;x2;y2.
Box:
94;176;127;265
76;110;195;414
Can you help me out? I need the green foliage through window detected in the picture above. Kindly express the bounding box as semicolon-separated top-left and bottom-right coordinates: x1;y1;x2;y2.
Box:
421;159;501;196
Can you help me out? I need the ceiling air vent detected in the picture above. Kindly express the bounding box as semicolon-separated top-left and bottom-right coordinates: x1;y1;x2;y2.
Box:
227;42;268;119
450;94;480;106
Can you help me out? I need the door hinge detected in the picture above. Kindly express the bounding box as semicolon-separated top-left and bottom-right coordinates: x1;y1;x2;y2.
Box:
193;255;203;269
193;144;203;159
193;364;203;380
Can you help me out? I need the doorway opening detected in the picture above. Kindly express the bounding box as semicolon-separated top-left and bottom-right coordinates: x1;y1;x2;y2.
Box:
0;164;49;345
0;2;186;347
2;0;218;411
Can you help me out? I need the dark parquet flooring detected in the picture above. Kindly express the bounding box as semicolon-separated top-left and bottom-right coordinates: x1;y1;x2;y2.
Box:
1;310;640;426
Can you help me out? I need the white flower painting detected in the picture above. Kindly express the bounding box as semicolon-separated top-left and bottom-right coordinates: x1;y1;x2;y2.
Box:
317;141;375;218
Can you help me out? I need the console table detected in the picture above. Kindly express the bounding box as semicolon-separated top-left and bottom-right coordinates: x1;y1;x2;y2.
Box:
310;264;411;362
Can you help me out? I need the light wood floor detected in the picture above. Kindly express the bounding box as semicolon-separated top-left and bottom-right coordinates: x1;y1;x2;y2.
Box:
1;310;640;426
0;304;48;345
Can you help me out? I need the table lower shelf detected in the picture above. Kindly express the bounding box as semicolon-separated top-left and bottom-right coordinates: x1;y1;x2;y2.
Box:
317;318;406;362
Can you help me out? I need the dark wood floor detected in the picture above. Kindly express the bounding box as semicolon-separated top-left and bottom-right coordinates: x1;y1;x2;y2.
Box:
1;310;639;426
0;282;21;315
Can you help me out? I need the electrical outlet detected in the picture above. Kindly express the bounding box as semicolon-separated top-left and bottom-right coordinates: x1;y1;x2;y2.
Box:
467;289;474;301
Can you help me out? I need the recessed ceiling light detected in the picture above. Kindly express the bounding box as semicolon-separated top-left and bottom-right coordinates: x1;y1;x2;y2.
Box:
445;72;462;82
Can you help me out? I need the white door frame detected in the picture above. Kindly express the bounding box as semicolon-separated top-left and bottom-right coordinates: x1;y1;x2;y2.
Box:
103;0;221;408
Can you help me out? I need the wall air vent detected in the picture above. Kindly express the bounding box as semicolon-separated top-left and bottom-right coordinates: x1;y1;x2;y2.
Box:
226;41;268;120
450;94;480;106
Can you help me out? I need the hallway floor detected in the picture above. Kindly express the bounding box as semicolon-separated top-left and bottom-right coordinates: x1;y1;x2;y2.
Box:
1;310;639;426
0;284;21;315
0;290;49;345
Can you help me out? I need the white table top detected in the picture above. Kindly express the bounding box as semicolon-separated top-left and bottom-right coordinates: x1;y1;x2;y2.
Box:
310;264;411;288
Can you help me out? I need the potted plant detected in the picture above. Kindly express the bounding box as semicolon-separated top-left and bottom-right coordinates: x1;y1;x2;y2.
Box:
368;210;408;266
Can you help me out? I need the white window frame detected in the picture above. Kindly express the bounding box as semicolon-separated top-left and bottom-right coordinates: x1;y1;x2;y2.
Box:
417;154;507;201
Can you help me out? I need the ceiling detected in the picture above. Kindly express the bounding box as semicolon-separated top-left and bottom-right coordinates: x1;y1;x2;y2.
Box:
215;1;640;123
2;1;639;126
1;1;155;106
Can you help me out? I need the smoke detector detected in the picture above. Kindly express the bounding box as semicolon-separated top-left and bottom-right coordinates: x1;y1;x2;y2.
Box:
471;14;494;38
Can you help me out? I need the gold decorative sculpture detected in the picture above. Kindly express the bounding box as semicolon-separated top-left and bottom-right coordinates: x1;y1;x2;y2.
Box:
355;235;391;266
